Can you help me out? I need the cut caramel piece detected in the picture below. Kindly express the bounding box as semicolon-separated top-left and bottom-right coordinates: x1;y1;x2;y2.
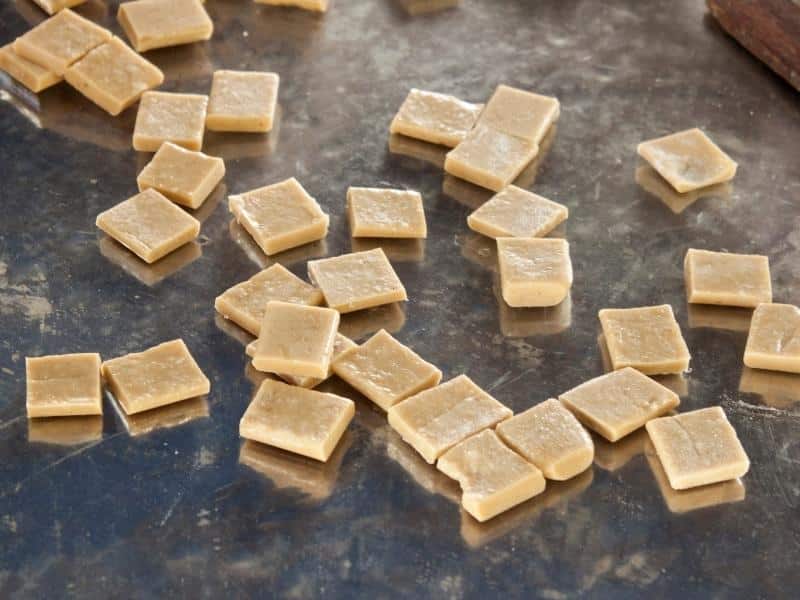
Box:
467;185;568;239
308;248;407;313
137;142;224;209
497;238;572;307
228;178;329;256
598;305;691;375
133;91;208;152
26;353;102;417
95;188;200;264
207;70;279;133
559;367;680;442
118;0;213;52
332;329;442;411
102;339;210;415
437;429;546;522
496;399;593;480
30;0;86;15
477;84;559;144
637;128;737;193
684;248;771;308
387;374;513;464
346;187;427;239
645;406;750;490
239;379;354;462
0;44;61;93
389;88;483;148
744;303;800;373
253;0;329;11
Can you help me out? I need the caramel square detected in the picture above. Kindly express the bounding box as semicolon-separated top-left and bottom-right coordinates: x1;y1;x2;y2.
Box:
118;0;213;52
684;248;771;308
744;303;800;374
206;70;279;132
389;88;483;148
467;185;568;239
0;44;61;93
347;187;427;239
26;353;102;417
497;238;572;307
133;91;208;151
137;142;224;208
477;84;559;144
30;0;86;15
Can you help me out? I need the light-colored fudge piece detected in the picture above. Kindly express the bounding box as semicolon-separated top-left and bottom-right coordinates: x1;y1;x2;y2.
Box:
387;375;513;464
206;70;279;133
13;9;112;75
64;37;164;116
437;429;546;522
308;248;407;313
346;187;427;239
684;248;772;308
30;0;86;15
118;0;213;52
477;84;559;144
0;44;61;93
599;305;691;375
252;301;339;379
118;396;209;436
137;142;224;208
215;263;323;336
95;188;200;264
389;88;483;148
332;329;442;411
496;399;593;480
133;91;208;152
253;0;329;12
645;406;750;490
497;237;572;307
559;367;680;442
102;339;210;415
228;177;329;256
637;128;737;193
467;185;568;239
26;353;102;417
239;379;354;462
744;303;800;373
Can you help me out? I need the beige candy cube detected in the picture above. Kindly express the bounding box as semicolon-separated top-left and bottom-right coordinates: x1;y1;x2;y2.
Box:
137;142;224;209
497;237;572;307
30;0;86;15
744;303;800;374
133;91;208;152
0;44;61;93
389;88;483;148
467;185;568;239
254;0;329;12
477;84;559;144
118;0;213;52
207;70;279;133
684;248;771;308
347;187;427;239
26;353;102;417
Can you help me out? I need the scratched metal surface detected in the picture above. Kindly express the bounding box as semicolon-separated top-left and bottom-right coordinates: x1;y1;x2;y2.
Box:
1;0;799;597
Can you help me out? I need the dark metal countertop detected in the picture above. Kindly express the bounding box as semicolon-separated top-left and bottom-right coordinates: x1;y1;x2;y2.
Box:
1;0;799;597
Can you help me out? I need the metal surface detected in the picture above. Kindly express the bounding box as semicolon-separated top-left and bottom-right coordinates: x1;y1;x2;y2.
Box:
1;0;799;597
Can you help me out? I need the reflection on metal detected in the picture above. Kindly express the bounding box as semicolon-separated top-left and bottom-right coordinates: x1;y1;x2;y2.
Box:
337;302;406;342
687;303;753;332
739;367;800;409
350;237;425;262
396;0;460;16
635;165;732;214
99;237;202;286
458;231;498;271
144;43;213;84
387;133;448;168
114;396;210;436
27;415;103;445
494;282;572;337
215;312;257;348
385;429;460;503
203;105;282;160
229;219;328;270
593;428;648;472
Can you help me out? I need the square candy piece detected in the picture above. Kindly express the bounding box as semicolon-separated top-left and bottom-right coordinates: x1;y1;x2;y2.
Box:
207;70;279;133
137;142;224;208
332;329;442;411
240;379;354;462
96;188;200;264
31;0;86;15
133;91;208;151
102;339;210;415
347;187;427;239
437;429;546;522
389;88;483;148
308;248;407;313
65;37;164;116
645;406;750;490
253;301;339;379
387;374;513;464
559;367;680;442
599;305;691;375
477;85;560;144
684;248;772;308
229;177;329;256
467;185;568;239
215;264;323;336
253;0;329;11
744;303;800;373
118;0;213;52
637;128;737;193
0;44;61;93
26;353;102;417
497;238;573;307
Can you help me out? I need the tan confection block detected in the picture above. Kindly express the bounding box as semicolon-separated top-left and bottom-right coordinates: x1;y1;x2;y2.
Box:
389;88;483;148
559;367;680;442
64;37;164;116
137;142;224;208
118;0;213;52
346;187;427;239
13;9;112;75
206;70;279;132
477;85;559;144
95;189;201;264
253;301;339;379
228;177;329;256
387;374;513;464
496;399;594;480
0;44;61;93
684;248;771;308
497;237;573;307
30;0;86;15
26;353;102;417
467;185;568;239
599;305;691;375
744;303;800;373
254;0;329;12
133;91;208;152
437;429;546;522
332;329;441;411
102;339;210;415
637;128;737;193
308;248;407;313
645;406;750;490
239;379;354;462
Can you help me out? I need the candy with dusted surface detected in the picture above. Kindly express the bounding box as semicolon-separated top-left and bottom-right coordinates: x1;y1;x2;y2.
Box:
467;186;568;239
137;142;224;208
133;91;208;152
30;0;86;15
684;248;771;308
0;44;61;93
118;0;213;52
26;353;102;417
497;238;572;308
206;70;279;132
347;187;427;239
389;89;483;148
743;303;800;374
477;84;559;144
